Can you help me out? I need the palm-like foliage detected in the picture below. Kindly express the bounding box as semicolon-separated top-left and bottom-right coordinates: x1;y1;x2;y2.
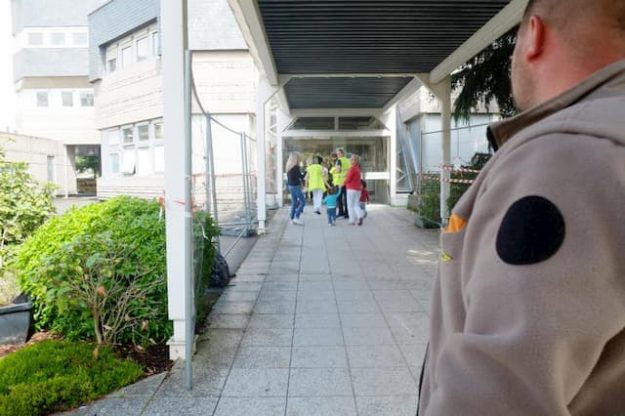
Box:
452;28;518;122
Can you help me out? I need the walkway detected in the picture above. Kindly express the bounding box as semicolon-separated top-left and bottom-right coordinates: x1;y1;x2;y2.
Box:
71;205;440;416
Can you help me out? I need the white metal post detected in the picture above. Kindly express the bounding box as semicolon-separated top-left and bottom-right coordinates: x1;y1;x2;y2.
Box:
276;109;292;207
255;77;279;233
162;0;194;364
430;77;452;226
388;106;398;205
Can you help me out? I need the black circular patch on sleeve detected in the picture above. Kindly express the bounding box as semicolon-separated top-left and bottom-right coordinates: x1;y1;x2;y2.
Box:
496;196;565;265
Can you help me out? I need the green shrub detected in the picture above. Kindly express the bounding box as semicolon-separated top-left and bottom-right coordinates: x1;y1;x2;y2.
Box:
16;197;170;344
0;340;142;416
15;196;218;345
0;148;55;272
417;176;441;228
193;210;218;325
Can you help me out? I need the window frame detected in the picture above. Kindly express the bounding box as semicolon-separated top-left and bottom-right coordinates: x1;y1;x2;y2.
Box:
121;43;133;69
36;91;49;107
61;91;74;107
136;36;148;62
27;32;43;46
137;123;150;143
80;92;94;107
109;152;121;175
121;125;134;145
50;32;66;46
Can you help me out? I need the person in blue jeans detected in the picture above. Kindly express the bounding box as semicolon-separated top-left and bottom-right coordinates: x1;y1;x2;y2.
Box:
322;186;341;226
285;152;305;225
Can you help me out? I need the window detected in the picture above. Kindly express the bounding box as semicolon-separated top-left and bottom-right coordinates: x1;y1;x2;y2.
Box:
136;148;152;175
122;126;134;144
153;146;164;173
50;32;66;46
152;32;159;56
136;37;148;61
80;92;94;107
36;91;48;107
73;32;88;46
108;58;117;73
154;122;163;140
138;124;149;141
121;150;136;175
121;46;132;68
27;32;43;46
61;91;73;107
107;129;119;145
110;153;120;174
47;156;55;182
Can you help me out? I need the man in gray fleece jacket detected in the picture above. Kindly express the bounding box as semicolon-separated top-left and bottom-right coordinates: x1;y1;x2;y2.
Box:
419;0;625;415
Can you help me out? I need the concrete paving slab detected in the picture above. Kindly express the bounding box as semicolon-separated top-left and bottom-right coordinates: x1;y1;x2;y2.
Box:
248;313;295;329
288;368;353;397
291;346;348;368
221;369;289;397
356;395;419;416
142;396;218;415
213;397;286;416
286;397;357;416
233;346;292;369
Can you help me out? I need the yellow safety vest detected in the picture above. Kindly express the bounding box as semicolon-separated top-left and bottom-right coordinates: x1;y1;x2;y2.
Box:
306;164;326;191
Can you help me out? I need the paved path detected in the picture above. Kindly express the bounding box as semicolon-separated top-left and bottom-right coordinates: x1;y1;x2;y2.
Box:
70;205;439;415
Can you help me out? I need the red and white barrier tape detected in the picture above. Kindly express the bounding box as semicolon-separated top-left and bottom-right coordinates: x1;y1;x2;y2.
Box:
419;174;475;185
441;164;481;174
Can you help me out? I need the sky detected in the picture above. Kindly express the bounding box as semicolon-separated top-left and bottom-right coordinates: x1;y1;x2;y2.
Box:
0;0;17;131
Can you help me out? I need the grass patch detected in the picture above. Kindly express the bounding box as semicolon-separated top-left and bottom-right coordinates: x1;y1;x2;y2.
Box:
0;340;143;416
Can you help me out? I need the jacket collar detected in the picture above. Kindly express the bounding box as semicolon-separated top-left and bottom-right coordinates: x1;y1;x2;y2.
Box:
487;59;625;151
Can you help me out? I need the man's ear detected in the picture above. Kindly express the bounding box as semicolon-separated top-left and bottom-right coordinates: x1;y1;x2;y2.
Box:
525;15;546;61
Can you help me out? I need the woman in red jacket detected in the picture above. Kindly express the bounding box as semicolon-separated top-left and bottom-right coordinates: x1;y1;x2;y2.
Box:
344;153;365;226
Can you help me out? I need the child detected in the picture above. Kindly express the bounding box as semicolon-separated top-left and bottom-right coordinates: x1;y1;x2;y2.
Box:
359;180;370;218
322;186;341;226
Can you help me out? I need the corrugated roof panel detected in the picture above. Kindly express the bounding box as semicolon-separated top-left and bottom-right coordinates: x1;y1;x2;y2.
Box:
285;77;413;108
258;0;512;74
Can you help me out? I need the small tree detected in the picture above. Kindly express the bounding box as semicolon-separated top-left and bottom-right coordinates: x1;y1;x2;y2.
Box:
75;155;100;179
41;233;161;348
452;28;518;122
0;148;55;269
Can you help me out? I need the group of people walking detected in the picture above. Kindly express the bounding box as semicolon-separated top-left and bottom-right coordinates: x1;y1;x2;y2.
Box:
285;148;369;227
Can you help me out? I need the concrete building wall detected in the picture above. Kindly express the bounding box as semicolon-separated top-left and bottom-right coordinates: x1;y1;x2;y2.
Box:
15;79;98;144
14;48;89;81
88;0;160;81
188;0;246;50
192;51;257;114
11;0;103;34
0;132;77;195
94;59;163;129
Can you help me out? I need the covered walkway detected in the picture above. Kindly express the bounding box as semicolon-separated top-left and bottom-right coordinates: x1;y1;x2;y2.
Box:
77;206;439;415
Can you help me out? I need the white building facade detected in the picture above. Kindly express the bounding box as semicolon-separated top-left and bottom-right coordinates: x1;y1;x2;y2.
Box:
11;0;103;195
90;0;258;202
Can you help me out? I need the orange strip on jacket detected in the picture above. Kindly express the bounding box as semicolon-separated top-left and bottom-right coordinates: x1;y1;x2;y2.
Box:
445;214;467;233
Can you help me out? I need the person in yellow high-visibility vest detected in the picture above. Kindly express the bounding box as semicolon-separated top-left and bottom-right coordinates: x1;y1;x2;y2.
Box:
304;155;326;214
336;148;351;219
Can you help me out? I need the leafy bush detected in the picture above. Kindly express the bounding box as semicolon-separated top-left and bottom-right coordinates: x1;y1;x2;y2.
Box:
417;176;441;228
417;153;492;228
0;340;142;416
15;196;218;345
193;210;218;325
0;148;55;271
16;197;167;344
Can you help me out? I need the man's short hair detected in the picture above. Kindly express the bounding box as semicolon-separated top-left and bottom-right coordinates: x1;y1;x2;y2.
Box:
523;0;625;35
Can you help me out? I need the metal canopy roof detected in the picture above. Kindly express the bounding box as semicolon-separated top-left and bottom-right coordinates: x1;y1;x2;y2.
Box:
259;0;512;75
285;77;413;109
229;0;526;110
